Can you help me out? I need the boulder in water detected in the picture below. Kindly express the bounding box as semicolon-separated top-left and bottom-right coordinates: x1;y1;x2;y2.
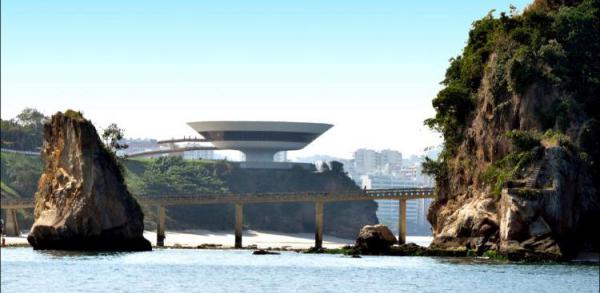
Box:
355;224;397;254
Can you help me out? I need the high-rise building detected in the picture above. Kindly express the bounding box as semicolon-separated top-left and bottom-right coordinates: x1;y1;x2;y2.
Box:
353;148;403;175
353;149;380;174
380;149;403;175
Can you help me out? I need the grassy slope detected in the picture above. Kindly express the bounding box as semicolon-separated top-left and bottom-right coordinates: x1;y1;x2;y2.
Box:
1;151;41;225
0;151;42;198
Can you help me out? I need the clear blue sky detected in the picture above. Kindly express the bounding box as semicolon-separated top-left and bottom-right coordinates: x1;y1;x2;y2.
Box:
1;0;532;159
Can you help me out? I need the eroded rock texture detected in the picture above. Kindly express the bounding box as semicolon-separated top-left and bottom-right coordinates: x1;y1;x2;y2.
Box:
427;0;599;260
27;111;151;251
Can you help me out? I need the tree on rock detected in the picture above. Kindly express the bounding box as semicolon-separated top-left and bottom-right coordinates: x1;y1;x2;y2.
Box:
102;123;129;154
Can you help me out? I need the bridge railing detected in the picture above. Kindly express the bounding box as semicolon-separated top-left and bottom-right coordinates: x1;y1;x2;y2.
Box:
365;187;434;196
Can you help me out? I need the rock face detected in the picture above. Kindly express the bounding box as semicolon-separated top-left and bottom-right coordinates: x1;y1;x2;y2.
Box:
426;0;599;260
27;111;151;251
429;86;599;259
355;224;397;254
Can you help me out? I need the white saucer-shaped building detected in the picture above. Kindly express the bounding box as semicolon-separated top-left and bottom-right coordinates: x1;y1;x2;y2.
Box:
187;121;333;162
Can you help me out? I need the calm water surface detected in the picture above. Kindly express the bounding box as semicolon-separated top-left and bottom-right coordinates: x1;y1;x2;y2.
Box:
1;247;598;292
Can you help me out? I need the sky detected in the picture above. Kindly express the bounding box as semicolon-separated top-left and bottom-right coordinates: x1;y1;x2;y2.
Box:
1;0;532;160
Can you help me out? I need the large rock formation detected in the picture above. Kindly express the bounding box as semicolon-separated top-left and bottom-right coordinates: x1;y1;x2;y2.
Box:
425;0;599;260
27;111;151;251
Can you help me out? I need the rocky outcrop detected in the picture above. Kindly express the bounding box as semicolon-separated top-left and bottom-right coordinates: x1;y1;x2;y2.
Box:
27;111;151;251
429;90;599;260
427;0;599;260
429;81;599;259
355;224;397;254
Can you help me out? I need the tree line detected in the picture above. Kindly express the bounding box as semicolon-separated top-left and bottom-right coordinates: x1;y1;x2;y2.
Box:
1;108;47;151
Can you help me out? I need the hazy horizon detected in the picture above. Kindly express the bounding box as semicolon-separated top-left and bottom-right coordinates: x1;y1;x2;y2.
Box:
1;0;531;159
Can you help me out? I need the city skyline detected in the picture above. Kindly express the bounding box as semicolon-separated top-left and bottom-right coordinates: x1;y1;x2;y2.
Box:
2;0;531;159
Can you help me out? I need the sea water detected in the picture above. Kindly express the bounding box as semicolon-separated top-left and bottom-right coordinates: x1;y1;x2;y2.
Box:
1;247;598;292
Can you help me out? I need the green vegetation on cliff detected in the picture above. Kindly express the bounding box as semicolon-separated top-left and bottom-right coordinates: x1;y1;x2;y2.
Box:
424;0;600;191
128;156;229;195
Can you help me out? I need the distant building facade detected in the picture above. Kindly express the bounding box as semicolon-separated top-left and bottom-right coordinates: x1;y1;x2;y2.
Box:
182;149;215;160
359;174;432;235
353;149;403;176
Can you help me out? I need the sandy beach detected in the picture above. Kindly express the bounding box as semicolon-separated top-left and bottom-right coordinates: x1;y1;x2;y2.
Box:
2;230;433;249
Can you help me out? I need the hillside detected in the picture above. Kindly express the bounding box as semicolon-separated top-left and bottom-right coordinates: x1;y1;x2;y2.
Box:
1;153;377;238
0;152;42;227
424;0;599;259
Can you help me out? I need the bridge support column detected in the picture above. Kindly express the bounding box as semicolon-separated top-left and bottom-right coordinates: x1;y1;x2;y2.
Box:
157;205;166;247
315;201;324;249
398;199;406;244
4;209;20;237
235;203;243;248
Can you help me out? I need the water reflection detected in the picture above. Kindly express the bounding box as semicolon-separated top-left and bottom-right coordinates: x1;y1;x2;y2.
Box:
36;249;129;259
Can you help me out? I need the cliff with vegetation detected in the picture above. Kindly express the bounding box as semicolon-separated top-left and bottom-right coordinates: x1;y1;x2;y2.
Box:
424;0;599;259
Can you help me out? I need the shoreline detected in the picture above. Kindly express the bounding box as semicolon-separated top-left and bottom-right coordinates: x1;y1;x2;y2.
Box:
3;232;596;263
1;229;433;249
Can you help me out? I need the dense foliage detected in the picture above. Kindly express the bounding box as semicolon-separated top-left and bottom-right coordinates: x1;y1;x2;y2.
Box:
424;0;600;186
0;108;47;151
136;156;229;195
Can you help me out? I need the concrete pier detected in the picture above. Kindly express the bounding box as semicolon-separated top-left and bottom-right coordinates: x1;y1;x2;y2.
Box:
315;201;324;249
398;199;407;244
235;203;243;248
157;205;166;247
4;209;20;236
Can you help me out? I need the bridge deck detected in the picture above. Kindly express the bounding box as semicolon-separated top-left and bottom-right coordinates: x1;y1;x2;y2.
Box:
0;188;434;209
